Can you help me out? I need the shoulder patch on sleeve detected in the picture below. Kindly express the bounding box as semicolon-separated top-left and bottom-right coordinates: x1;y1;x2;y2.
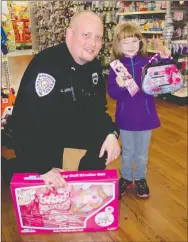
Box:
35;73;56;97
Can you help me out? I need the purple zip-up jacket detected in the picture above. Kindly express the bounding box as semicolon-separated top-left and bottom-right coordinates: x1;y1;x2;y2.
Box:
107;54;161;131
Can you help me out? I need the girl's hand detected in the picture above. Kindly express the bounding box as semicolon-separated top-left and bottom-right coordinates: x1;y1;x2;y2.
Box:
116;75;126;88
158;45;171;58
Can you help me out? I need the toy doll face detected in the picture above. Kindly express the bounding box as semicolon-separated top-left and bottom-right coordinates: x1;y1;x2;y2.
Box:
120;37;140;57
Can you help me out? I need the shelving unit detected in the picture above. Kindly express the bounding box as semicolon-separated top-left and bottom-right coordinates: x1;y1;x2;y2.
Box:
117;7;166;55
117;10;166;16
141;31;163;34
168;1;188;104
156;0;188;105
147;49;158;53
171;40;187;44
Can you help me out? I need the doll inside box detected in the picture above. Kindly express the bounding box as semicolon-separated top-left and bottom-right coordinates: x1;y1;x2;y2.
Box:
15;182;114;229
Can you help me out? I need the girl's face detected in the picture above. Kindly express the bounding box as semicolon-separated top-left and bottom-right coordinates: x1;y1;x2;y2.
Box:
120;37;140;57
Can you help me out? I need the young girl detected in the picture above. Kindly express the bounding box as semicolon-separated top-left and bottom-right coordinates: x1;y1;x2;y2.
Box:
107;22;171;199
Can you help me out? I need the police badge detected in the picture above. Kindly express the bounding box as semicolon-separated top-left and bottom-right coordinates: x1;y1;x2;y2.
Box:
35;73;56;97
92;72;99;85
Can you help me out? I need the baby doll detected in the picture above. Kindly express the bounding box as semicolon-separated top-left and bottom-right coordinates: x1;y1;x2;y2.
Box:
70;184;113;213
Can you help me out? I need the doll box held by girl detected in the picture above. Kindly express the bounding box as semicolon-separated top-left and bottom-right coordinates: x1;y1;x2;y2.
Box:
10;170;119;234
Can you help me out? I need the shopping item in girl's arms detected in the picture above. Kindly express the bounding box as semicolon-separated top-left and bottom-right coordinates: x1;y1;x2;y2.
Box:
110;59;140;97
142;53;184;95
10;170;118;234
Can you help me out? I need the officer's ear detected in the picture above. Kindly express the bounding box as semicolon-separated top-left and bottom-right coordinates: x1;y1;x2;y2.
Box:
66;27;74;43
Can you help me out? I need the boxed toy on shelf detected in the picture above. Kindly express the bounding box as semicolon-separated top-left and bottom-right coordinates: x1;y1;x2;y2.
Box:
10;170;119;234
7;1;32;49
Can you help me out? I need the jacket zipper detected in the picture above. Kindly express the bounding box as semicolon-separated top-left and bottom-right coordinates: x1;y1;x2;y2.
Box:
130;58;135;80
146;100;150;114
69;76;76;101
69;69;76;101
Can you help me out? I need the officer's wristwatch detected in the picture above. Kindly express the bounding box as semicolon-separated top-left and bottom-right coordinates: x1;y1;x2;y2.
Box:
109;131;119;139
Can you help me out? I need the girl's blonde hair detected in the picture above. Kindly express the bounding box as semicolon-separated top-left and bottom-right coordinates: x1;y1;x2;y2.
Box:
111;22;147;61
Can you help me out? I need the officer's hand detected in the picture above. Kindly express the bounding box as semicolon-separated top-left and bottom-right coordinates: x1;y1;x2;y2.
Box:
99;134;121;165
40;168;66;190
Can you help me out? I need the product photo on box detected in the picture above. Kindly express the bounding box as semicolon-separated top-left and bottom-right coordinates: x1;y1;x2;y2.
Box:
10;169;119;234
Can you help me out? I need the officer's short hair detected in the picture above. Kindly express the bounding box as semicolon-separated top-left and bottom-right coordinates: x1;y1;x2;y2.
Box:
70;10;102;29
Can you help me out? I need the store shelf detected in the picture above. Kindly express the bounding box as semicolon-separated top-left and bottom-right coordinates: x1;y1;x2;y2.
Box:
117;10;166;16
141;31;163;34
171;40;187;44
147;49;158;53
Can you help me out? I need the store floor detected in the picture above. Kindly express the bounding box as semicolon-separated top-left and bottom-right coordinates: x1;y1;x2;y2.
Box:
1;55;187;242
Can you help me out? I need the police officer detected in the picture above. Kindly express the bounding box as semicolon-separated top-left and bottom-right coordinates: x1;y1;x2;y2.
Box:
2;11;120;188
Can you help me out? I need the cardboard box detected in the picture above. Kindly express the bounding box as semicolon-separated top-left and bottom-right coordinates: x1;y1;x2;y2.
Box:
10;170;119;234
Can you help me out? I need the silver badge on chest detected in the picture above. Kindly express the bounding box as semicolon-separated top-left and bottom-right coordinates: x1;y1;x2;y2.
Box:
35;73;56;97
92;72;99;85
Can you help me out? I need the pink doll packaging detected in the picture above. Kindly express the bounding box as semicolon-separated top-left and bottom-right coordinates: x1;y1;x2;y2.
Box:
10;170;119;234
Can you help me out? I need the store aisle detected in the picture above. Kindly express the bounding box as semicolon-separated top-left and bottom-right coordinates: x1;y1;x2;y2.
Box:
1;55;33;92
1;55;187;242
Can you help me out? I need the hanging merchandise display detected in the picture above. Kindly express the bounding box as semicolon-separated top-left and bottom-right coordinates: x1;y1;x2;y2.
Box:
33;1;86;51
2;1;16;52
90;1;118;68
7;1;32;50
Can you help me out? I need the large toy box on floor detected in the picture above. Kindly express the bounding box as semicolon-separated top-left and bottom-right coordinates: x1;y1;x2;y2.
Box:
10;170;119;234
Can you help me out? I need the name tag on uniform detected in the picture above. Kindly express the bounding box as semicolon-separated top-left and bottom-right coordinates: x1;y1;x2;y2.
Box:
92;72;99;85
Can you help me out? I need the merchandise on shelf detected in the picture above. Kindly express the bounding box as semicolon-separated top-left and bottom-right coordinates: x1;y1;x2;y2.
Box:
33;1;85;51
7;1;32;49
118;1;166;13
2;1;16;52
168;1;188;103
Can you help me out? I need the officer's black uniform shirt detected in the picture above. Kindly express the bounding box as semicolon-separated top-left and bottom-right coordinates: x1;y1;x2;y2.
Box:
11;43;119;150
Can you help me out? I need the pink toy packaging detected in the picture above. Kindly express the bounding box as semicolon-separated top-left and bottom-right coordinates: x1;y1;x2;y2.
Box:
10;169;119;234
